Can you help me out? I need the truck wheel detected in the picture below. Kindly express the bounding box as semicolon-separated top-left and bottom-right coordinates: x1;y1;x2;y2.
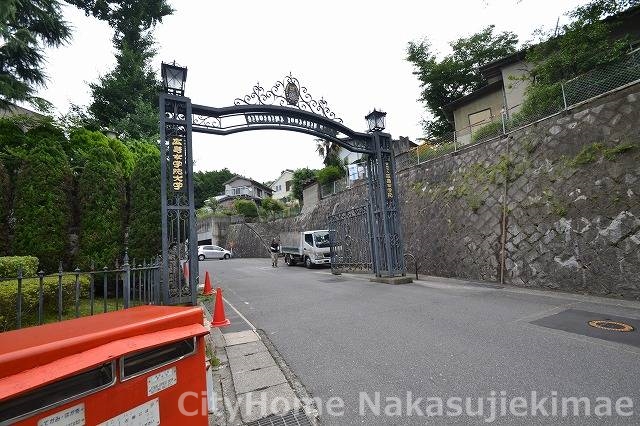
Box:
305;256;313;269
198;254;205;261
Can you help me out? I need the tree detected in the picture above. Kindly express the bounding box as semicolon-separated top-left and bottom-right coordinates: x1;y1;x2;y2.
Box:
77;144;126;268
66;0;173;138
12;142;72;272
128;150;161;260
407;26;518;137
0;160;9;255
194;169;235;208
291;168;317;202
315;138;342;167
260;197;284;218
519;0;639;115
234;199;258;218
0;0;71;110
316;165;344;184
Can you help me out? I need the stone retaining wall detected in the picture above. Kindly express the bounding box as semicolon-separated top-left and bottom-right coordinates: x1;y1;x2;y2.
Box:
229;85;640;299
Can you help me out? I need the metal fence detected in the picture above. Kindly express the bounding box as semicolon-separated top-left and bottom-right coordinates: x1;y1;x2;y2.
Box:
320;175;367;199
1;254;161;332
396;51;640;171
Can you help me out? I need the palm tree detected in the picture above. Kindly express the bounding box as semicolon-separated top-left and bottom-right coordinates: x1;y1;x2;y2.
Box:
314;138;342;166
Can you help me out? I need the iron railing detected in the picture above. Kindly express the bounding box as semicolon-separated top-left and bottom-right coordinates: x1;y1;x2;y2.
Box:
396;52;640;171
0;254;161;332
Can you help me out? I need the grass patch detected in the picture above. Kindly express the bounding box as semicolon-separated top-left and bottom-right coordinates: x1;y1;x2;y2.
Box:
571;143;604;166
603;142;636;160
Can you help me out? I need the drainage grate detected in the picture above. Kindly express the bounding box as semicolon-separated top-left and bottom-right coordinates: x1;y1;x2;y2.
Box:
588;320;634;332
245;411;312;426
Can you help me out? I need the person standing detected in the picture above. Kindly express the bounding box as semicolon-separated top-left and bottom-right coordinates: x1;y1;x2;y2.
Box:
270;238;280;267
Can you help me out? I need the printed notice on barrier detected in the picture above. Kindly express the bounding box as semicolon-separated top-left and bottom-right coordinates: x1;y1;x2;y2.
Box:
38;403;85;426
147;366;177;396
98;398;160;426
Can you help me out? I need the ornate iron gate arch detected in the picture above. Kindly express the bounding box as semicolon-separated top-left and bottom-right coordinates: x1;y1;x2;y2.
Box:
160;72;406;305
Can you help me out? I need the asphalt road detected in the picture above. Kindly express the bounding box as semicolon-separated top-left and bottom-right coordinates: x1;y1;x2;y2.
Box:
200;258;640;425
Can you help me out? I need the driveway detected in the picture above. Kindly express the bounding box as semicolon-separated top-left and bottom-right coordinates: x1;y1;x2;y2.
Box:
200;258;640;424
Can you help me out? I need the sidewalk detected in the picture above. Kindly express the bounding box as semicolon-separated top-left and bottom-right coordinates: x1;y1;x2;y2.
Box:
201;300;318;425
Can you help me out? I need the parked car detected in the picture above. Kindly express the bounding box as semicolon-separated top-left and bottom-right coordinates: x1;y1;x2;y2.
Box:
198;245;232;260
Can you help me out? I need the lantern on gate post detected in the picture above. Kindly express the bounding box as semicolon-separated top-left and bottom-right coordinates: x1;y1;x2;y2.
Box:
365;109;386;132
161;61;188;96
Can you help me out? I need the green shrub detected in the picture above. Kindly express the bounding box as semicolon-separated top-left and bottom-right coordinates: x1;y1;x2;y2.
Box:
471;122;503;142
128;151;161;260
77;144;126;269
316;165;344;184
261;197;284;215
234;199;258;218
0;256;39;278
0;274;90;331
12;142;72;272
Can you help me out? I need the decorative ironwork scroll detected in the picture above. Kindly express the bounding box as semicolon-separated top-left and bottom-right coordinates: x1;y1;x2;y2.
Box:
234;73;343;123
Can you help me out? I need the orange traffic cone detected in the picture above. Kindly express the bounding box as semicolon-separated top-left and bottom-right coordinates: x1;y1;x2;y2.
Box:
183;261;189;280
211;287;230;327
202;271;213;296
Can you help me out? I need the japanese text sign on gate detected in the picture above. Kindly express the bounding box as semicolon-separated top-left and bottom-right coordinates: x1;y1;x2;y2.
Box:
170;137;186;193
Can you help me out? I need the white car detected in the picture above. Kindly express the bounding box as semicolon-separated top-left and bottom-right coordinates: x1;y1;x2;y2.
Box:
198;245;232;260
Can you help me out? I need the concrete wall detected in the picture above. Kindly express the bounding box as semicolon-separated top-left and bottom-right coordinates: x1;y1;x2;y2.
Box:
229;85;640;299
501;60;532;115
453;86;504;146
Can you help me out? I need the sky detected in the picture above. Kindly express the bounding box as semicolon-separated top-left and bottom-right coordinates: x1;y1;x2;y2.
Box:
37;0;588;182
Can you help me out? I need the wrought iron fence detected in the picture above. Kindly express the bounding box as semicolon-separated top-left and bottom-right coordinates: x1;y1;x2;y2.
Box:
396;52;640;171
0;254;161;332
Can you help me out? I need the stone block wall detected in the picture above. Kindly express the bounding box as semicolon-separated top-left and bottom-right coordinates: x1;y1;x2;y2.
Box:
228;85;640;299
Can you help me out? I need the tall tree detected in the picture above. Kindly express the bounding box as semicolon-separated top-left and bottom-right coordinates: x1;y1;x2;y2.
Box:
12;141;72;272
194;169;235;209
66;0;173;138
0;160;9;255
77;144;126;268
407;26;518;137
128;150;161;260
291;168;317;202
0;0;71;110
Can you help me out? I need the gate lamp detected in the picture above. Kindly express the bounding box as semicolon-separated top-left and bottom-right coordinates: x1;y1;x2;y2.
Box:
365;109;386;132
161;61;188;96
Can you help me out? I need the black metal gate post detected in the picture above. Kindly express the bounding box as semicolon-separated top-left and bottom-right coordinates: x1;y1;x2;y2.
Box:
368;132;406;277
159;93;198;305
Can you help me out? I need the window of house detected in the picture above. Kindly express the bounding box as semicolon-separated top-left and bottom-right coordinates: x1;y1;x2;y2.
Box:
257;189;263;197
285;181;291;191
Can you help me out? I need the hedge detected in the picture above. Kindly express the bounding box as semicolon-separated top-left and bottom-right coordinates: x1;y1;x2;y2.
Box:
0;274;90;331
0;256;39;278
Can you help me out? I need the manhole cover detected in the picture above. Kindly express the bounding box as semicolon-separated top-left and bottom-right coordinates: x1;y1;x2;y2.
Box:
588;320;635;332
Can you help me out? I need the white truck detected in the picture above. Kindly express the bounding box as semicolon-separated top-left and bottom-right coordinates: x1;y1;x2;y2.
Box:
280;230;331;268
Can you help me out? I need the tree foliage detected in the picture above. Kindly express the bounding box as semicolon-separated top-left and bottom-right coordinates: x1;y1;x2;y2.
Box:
194;168;235;208
407;26;518;137
0;160;9;256
0;0;71;110
316;165;344;184
128;149;161;260
291;168;317;202
520;0;639;114
261;197;284;215
77;144;126;268
315;138;342;166
12;142;71;272
234;199;258;218
65;0;173;138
